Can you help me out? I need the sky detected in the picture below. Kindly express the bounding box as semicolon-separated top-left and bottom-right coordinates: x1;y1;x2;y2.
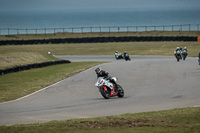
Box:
0;0;199;11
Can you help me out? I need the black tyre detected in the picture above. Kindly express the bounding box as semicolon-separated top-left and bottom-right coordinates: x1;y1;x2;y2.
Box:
117;85;124;98
100;87;110;99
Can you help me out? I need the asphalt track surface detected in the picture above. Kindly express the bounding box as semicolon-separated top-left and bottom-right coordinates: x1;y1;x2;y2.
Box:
0;56;200;125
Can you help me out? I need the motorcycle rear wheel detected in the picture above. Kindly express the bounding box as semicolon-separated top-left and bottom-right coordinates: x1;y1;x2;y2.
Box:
177;57;180;62
100;87;111;99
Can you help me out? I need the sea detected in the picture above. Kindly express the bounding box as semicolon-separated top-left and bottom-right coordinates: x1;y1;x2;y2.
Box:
0;8;200;35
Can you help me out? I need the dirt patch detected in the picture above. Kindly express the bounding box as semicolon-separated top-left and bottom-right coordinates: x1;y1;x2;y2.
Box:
74;118;192;129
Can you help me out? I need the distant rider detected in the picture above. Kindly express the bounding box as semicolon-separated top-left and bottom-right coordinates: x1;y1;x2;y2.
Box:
95;67;119;92
175;47;180;52
115;50;119;57
183;47;188;52
124;51;127;57
174;47;181;55
115;50;119;54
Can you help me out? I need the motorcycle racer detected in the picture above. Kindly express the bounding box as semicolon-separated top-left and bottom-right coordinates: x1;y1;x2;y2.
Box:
115;50;124;59
95;67;109;78
183;47;188;52
174;47;182;61
95;67;119;92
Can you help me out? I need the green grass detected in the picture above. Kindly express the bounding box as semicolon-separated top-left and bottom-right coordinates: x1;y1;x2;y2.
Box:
0;31;200;40
0;42;200;57
0;62;103;102
0;107;200;133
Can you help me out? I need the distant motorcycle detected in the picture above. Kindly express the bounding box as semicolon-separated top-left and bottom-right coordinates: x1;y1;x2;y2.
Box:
95;77;124;99
182;49;188;60
115;52;124;60
174;50;182;62
124;53;131;61
198;58;200;65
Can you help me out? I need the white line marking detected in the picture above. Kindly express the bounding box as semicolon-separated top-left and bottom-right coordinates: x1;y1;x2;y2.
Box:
193;105;200;107
0;64;101;105
0;79;65;105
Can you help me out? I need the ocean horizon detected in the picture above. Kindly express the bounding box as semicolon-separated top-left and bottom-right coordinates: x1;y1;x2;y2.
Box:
0;8;199;34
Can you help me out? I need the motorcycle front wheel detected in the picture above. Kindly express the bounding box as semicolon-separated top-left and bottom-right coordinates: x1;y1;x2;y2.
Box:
177;57;180;62
117;85;124;98
100;86;111;99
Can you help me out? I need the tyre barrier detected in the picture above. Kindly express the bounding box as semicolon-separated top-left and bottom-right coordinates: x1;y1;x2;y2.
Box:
0;36;198;45
0;60;71;75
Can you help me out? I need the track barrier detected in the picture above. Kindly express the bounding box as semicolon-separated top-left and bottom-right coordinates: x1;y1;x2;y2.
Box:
0;60;71;75
197;37;200;42
0;36;198;45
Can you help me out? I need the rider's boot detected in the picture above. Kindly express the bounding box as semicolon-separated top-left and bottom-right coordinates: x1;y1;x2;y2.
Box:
114;84;118;92
114;83;121;92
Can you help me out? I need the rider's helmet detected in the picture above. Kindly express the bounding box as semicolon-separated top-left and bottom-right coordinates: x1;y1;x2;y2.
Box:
176;47;180;50
115;50;118;53
95;67;101;74
184;47;187;50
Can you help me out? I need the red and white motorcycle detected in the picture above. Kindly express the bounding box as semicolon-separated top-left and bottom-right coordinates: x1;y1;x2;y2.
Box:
95;77;124;99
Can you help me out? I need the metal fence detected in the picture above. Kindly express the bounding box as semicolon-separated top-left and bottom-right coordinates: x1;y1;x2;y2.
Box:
0;24;199;35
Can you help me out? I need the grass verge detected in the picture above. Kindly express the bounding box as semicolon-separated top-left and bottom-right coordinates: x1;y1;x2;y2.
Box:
0;62;104;102
0;42;200;57
0;107;200;133
0;31;200;40
0;52;60;70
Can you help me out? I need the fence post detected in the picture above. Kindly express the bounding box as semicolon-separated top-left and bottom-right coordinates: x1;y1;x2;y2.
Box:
2;24;200;35
189;24;191;31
